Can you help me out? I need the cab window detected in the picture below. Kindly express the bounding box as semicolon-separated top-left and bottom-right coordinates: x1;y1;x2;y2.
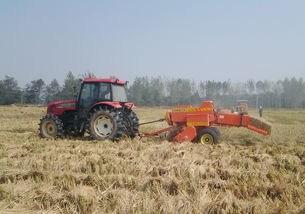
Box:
98;83;111;100
79;83;96;108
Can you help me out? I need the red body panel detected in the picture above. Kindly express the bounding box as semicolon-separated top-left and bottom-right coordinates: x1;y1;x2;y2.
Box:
174;126;197;142
47;101;76;115
170;102;214;124
216;113;242;126
186;114;209;126
241;115;251;126
247;125;268;135
123;102;135;109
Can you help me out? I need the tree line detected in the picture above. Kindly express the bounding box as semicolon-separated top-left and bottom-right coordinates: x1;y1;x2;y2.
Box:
128;77;305;108
1;72;305;108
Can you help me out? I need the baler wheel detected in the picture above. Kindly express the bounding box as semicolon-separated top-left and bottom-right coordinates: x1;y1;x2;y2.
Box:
39;114;64;138
89;107;124;141
211;127;221;137
197;128;219;145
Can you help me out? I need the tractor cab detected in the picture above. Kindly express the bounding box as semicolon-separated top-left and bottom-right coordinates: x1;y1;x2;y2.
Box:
77;78;129;115
78;78;127;105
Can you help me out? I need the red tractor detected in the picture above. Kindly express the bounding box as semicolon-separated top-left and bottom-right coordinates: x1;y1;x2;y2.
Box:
39;78;139;141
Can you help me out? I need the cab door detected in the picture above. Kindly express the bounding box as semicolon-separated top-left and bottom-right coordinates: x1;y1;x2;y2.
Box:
77;83;99;119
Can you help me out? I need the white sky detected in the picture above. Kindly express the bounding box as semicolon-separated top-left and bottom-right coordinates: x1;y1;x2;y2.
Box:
0;0;305;86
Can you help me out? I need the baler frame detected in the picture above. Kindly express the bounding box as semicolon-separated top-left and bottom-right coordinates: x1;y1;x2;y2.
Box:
141;101;271;144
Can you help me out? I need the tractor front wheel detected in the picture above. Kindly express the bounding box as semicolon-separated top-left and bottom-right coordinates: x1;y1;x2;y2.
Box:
89;107;124;141
197;128;219;145
39;114;64;138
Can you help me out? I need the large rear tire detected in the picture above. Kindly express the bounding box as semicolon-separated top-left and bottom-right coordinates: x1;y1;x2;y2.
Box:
39;114;64;138
122;109;139;138
89;107;124;141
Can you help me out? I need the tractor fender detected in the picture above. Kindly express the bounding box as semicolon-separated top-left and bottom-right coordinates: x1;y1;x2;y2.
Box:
89;102;136;115
123;102;136;109
91;102;136;110
89;102;123;114
91;101;122;109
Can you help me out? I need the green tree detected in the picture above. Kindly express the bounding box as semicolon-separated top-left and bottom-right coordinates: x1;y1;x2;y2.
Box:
204;80;222;100
0;76;21;105
59;71;81;100
24;79;45;104
167;78;192;106
147;77;165;106
281;77;305;108
44;79;61;103
127;77;149;106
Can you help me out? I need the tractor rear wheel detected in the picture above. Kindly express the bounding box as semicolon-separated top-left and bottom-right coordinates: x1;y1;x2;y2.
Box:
39;114;64;138
122;109;139;138
89;107;124;141
197;128;219;145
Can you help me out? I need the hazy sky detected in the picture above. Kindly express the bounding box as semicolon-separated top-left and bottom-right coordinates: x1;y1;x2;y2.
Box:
0;0;305;86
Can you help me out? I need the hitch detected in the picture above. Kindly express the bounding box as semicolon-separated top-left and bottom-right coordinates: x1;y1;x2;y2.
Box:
138;118;169;138
139;127;173;138
139;118;165;126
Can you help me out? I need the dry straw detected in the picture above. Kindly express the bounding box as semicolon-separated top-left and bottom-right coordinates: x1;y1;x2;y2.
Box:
0;106;304;214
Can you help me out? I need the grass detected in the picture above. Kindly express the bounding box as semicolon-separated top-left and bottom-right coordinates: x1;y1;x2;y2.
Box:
0;105;304;214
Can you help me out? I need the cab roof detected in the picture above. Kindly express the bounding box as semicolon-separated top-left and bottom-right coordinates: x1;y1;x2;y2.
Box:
83;78;126;85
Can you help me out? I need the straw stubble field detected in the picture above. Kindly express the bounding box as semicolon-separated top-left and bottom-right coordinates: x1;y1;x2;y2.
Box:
0;105;304;214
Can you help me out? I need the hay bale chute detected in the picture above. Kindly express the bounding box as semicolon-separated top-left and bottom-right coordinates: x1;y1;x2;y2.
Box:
249;117;272;134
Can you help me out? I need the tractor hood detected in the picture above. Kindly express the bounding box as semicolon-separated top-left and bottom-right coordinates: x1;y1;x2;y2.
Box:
47;100;76;115
46;100;136;116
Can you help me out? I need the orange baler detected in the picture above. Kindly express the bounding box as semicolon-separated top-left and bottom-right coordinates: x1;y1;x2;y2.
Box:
145;101;271;144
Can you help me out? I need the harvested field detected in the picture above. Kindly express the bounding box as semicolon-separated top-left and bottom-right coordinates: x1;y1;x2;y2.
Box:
0;106;304;214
